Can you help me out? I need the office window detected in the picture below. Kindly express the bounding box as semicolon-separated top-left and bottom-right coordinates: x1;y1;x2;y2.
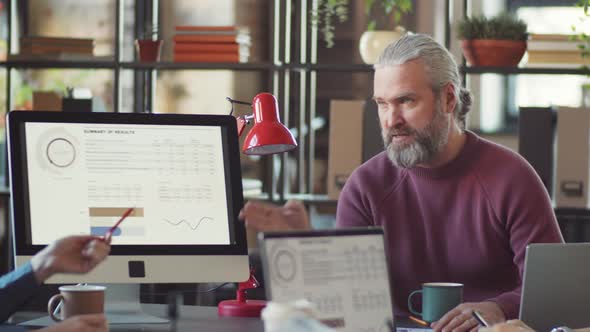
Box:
469;1;589;132
514;4;590;110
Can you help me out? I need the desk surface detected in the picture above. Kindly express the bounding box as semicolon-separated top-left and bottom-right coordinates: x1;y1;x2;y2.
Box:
8;304;264;332
6;305;429;332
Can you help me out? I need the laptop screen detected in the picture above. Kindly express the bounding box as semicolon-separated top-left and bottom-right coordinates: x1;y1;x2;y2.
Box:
520;243;590;331
259;228;394;332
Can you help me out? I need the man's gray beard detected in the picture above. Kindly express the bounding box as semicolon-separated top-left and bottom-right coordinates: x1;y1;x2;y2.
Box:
383;102;450;168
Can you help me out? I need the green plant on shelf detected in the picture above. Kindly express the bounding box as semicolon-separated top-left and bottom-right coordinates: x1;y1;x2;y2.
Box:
14;84;33;110
311;0;412;48
311;0;348;48
365;0;412;31
572;0;590;66
457;13;528;41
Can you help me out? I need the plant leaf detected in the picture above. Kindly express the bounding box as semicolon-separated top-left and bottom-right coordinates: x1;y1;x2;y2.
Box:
365;0;374;15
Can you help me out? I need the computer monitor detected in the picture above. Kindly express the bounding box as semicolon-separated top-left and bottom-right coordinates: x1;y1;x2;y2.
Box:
7;110;249;285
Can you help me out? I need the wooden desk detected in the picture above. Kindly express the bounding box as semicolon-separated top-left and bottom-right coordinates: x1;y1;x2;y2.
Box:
7;304;264;332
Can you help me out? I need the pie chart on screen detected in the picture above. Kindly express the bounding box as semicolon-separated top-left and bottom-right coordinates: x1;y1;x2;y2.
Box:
46;137;76;167
271;247;297;284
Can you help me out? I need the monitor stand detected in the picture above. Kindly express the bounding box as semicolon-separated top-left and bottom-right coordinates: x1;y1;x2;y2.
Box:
18;284;169;327
104;284;169;324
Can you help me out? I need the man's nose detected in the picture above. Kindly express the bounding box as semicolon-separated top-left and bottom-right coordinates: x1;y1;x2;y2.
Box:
384;108;403;128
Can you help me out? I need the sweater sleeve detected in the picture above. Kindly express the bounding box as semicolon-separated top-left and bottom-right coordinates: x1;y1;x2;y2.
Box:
0;262;42;323
485;161;564;319
336;172;373;228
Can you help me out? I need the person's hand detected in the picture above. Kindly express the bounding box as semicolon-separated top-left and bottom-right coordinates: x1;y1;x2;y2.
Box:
31;235;111;283
239;200;310;232
431;301;506;332
479;320;535;332
35;313;108;332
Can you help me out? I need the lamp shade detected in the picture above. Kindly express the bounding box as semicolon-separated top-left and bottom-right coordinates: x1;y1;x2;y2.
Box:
242;93;297;155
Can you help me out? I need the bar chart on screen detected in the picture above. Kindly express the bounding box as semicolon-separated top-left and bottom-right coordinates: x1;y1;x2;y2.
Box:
89;207;144;237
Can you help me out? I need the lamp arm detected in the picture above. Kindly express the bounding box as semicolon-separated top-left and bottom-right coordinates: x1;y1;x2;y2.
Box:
236;114;254;137
236;266;260;303
226;96;252;116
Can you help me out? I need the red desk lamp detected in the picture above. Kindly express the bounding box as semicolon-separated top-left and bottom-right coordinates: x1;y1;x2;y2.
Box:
229;92;297;155
218;92;296;317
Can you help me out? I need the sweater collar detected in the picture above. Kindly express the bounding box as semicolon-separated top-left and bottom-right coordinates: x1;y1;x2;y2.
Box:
403;130;479;179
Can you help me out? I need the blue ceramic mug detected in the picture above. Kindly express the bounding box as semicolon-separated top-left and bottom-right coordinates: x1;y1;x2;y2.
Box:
408;282;463;323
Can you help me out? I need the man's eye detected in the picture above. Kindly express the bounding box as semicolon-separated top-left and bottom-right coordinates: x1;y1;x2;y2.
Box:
400;97;413;104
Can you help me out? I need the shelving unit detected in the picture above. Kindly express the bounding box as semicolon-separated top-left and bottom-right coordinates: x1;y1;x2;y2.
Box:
0;0;361;219
462;65;590;75
0;0;363;301
287;63;373;72
4;1;587;212
2;0;123;113
1;59;116;69
120;62;274;71
9;3;587;208
449;0;590;81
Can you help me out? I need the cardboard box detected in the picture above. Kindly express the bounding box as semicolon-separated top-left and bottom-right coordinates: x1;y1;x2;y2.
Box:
554;107;590;208
32;91;62;111
327;99;383;199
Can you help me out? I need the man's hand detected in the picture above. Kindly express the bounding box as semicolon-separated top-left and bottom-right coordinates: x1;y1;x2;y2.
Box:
31;235;111;283
431;301;506;332
479;320;535;332
36;313;108;332
239;200;310;232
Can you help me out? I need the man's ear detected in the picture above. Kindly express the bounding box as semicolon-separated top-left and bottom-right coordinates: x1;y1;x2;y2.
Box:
442;83;457;115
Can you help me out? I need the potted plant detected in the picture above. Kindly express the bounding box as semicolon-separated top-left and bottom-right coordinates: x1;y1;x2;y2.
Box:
311;0;412;64
135;24;163;62
458;13;528;67
358;0;412;64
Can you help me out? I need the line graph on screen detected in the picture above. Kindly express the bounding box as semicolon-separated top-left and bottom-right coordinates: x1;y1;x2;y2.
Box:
162;217;214;230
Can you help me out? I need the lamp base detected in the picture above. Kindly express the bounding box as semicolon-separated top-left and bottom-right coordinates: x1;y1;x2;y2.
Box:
217;299;266;317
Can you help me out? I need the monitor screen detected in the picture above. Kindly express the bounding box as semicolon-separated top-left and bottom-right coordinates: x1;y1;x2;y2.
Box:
7;111;249;283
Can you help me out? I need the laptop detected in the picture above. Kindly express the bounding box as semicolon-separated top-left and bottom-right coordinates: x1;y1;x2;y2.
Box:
520;243;590;331
259;228;431;332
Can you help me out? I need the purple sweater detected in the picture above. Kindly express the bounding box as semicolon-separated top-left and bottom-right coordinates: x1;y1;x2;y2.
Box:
336;131;563;319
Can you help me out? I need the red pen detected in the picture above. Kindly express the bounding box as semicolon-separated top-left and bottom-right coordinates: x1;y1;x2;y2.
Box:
104;207;134;240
